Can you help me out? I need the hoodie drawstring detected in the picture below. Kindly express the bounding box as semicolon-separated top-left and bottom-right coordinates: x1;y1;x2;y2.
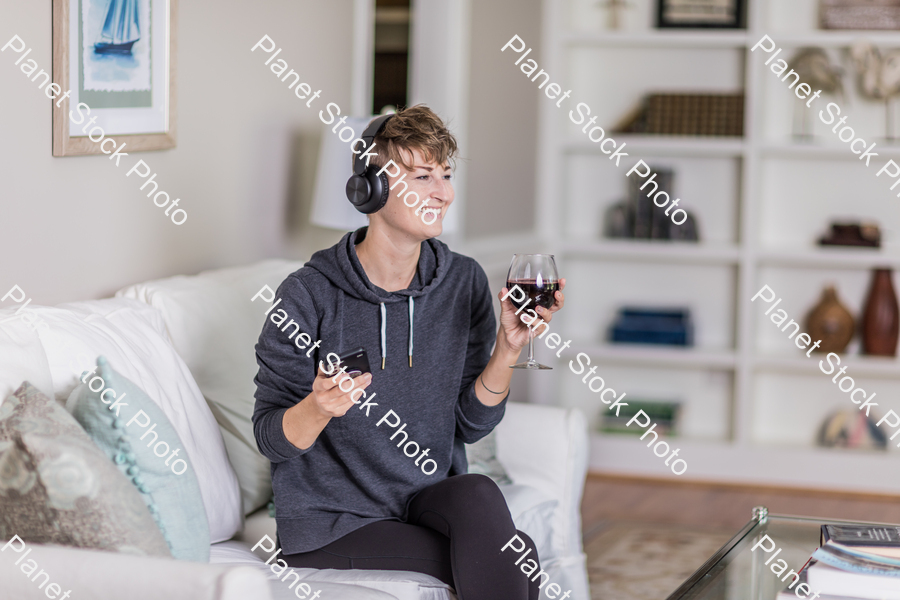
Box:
378;298;415;369
408;297;414;368
379;303;387;370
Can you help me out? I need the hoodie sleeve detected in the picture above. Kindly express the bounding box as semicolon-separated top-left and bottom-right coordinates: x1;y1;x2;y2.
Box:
252;273;321;463
454;261;507;444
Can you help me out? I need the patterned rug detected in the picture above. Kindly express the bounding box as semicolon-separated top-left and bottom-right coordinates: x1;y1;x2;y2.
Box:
585;522;734;600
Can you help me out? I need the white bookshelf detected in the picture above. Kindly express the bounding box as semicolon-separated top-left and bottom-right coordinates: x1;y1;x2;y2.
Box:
563;136;747;156
559;344;738;369
532;0;900;493
562;240;741;265
561;31;751;48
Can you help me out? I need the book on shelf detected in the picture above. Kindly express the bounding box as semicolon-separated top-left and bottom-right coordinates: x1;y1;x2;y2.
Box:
609;308;694;346
600;400;681;435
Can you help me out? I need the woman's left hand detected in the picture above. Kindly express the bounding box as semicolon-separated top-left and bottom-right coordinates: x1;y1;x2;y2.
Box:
497;278;566;352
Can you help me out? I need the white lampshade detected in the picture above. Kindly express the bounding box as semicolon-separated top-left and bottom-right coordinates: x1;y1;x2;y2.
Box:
310;116;373;231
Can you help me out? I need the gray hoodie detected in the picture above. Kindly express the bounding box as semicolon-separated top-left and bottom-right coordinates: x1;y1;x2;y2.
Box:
252;227;507;554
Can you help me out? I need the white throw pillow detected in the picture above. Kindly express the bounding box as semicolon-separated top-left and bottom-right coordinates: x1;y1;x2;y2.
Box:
0;312;54;402
118;260;305;515
25;298;242;543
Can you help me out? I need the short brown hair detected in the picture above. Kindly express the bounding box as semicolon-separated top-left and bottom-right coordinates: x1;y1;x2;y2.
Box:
368;105;458;172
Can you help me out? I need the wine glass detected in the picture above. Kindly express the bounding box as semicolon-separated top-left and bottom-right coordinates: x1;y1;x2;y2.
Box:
507;254;559;370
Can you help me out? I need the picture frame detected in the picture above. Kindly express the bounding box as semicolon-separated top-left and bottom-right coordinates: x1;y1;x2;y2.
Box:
52;0;177;157
656;0;745;29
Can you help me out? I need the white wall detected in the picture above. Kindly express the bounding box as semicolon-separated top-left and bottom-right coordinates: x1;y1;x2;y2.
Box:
0;1;352;305
409;0;470;239
0;0;544;306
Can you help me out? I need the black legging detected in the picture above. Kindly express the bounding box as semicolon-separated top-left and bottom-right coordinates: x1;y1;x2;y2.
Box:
282;474;540;600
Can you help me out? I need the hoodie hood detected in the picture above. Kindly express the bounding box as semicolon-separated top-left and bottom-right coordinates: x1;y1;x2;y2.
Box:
306;227;453;304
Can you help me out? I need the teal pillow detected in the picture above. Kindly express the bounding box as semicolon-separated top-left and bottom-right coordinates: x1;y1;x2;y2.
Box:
66;356;210;562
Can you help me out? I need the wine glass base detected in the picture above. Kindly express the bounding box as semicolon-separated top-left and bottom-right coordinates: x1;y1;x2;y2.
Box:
510;361;553;370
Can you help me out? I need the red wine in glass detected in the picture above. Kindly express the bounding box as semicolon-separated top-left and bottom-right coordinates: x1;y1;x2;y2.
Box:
505;280;560;312
507;254;559;370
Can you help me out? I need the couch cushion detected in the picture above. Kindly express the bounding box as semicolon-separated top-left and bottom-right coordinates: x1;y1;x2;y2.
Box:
236;511;456;600
67;357;211;562
21;298;242;543
236;485;552;600
211;541;414;600
117;260;305;515
0;382;171;556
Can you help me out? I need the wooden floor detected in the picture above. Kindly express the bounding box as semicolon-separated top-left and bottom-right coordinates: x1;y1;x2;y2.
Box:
581;473;900;540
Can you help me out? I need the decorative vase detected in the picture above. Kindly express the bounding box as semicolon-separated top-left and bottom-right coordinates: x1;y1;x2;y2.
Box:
806;286;855;354
862;269;900;357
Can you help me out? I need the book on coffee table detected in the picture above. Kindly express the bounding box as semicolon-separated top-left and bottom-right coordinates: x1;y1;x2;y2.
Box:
808;562;900;600
785;525;900;600
822;525;900;559
775;559;868;600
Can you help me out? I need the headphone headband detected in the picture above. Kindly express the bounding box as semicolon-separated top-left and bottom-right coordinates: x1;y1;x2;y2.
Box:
352;114;394;176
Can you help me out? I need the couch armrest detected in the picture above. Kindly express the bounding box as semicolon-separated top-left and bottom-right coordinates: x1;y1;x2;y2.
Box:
0;544;271;600
493;402;589;559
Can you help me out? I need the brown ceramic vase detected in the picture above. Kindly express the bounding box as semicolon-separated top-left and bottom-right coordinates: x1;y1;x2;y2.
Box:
806;286;854;353
862;268;900;356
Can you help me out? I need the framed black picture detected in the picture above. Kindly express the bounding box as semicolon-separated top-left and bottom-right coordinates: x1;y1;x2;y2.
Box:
656;0;745;29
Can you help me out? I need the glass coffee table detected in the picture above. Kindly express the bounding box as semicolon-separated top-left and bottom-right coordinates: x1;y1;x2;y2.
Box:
667;506;900;599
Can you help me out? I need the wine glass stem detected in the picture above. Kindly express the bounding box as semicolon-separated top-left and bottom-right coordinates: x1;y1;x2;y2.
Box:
527;330;536;364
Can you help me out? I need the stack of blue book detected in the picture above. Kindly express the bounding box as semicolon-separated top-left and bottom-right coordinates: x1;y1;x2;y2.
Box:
609;308;693;346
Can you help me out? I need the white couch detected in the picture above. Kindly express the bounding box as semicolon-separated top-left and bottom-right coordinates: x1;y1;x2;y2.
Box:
0;260;589;600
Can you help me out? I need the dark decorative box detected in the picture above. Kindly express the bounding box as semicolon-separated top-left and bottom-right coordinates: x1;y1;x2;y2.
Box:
609;308;694;346
818;222;881;248
617;93;745;137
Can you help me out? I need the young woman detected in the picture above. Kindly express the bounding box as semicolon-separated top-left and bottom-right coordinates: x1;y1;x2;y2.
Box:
252;105;565;600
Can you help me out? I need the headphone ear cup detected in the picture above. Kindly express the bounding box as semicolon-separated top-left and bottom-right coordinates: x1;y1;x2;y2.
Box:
362;168;391;214
346;174;372;210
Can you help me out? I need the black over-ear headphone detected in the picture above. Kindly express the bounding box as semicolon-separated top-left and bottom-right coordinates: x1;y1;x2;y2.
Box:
345;114;394;214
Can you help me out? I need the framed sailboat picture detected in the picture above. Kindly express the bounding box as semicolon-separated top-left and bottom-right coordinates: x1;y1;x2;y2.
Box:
52;0;177;156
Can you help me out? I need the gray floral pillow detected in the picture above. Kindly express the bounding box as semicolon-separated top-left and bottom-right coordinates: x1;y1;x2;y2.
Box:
0;382;171;556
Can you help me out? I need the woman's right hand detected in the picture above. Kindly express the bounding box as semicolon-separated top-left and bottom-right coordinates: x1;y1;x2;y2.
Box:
284;366;373;450
307;367;373;418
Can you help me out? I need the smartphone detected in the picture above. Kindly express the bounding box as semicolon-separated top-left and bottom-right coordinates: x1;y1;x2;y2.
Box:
337;347;371;379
